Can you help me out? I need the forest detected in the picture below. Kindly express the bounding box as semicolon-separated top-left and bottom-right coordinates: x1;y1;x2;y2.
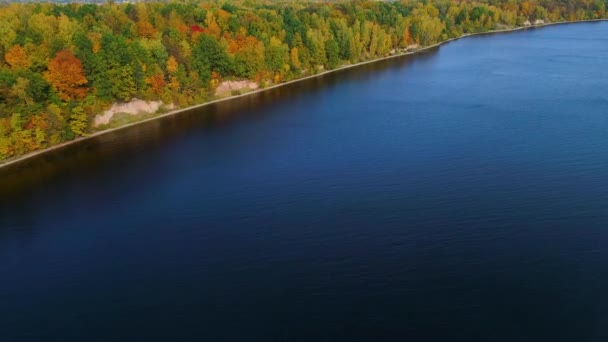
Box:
0;0;606;161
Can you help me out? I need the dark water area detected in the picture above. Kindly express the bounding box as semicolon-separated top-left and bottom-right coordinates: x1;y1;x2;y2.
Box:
2;22;608;341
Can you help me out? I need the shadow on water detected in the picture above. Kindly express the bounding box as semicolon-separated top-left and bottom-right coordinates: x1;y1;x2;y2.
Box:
0;48;439;199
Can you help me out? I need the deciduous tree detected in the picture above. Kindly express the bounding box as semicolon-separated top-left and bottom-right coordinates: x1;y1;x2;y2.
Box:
4;45;30;70
45;50;89;101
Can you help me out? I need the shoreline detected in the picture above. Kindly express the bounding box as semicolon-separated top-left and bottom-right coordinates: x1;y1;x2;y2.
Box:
1;18;606;170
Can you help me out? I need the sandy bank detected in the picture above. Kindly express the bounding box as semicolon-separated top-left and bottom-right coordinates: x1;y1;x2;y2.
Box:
215;80;259;97
94;99;170;126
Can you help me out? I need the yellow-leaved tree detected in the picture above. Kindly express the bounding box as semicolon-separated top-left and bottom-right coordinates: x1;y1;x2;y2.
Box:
4;45;30;70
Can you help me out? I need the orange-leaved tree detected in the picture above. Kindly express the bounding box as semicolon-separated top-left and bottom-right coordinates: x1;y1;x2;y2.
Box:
44;50;89;102
4;45;30;70
146;74;165;95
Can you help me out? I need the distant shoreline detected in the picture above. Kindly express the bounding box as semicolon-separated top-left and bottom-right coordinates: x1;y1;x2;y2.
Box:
1;18;607;170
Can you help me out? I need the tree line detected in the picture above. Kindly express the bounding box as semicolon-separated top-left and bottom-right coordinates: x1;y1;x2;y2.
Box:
1;0;606;160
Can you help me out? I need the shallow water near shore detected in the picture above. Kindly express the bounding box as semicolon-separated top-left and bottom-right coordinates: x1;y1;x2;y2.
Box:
2;22;608;341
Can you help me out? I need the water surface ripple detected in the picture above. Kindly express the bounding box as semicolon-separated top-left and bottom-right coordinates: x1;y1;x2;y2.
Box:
2;22;608;341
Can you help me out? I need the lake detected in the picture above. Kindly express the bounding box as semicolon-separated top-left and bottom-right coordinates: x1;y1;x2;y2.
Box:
2;22;608;341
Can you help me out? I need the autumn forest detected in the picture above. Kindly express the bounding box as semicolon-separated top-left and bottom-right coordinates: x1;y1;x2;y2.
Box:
0;0;606;161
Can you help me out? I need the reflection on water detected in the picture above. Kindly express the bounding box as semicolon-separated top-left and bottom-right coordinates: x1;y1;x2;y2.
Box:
0;48;437;198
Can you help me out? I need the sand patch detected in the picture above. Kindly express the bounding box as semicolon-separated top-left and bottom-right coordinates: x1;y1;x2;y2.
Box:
94;99;172;126
215;80;259;97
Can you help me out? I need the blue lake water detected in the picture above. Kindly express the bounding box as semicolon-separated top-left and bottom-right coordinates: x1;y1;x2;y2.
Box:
2;22;608;341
